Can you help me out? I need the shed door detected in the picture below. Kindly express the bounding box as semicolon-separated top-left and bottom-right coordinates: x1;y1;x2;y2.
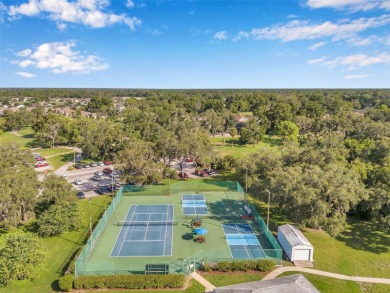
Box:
294;249;311;261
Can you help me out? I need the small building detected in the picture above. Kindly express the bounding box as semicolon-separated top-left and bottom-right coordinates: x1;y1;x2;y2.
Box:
277;224;314;262
214;274;320;293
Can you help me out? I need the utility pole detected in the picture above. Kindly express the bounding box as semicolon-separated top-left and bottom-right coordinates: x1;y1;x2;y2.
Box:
89;198;92;239
264;189;271;231
245;167;248;193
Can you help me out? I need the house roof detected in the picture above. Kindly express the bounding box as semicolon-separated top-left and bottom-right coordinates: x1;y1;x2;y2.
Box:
278;224;313;248
214;274;320;293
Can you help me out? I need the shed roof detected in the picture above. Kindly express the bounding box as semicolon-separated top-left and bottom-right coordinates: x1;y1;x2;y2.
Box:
278;224;313;248
214;274;320;293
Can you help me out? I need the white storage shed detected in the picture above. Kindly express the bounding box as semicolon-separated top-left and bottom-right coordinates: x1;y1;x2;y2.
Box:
277;224;314;262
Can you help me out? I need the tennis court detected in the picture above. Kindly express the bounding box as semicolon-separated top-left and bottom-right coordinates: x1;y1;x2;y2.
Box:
182;194;208;216
111;204;174;257
223;223;267;259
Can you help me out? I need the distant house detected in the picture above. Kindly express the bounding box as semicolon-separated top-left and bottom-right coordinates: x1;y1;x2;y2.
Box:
214;274;320;293
277;224;314;262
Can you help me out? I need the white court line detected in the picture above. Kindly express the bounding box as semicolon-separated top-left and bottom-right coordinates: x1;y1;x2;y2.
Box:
143;214;152;241
117;205;137;256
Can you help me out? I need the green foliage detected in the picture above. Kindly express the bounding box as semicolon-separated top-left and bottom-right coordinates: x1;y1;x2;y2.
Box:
74;274;185;289
86;96;114;113
38;202;82;237
41;174;76;204
206;260;274;273
0;232;47;286
58;274;74;292
276;121;299;142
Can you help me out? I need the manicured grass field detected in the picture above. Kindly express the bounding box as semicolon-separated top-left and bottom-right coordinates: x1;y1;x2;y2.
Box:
0;196;111;293
0;129;37;148
202;271;265;287
37;147;75;157
278;272;390;293
210;135;282;158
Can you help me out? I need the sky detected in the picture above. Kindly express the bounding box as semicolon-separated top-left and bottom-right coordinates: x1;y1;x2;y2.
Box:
0;0;389;88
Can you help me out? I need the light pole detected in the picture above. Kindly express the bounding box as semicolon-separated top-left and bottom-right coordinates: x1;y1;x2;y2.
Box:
89;198;92;237
264;189;271;231
245;167;248;193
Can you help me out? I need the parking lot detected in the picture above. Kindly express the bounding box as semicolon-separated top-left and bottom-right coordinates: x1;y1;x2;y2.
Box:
55;164;120;198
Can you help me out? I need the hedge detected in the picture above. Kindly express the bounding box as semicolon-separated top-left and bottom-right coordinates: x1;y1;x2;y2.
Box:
74;274;185;289
202;260;274;272
58;274;74;292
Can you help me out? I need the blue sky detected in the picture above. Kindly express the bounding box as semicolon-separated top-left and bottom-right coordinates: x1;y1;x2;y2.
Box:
0;0;389;88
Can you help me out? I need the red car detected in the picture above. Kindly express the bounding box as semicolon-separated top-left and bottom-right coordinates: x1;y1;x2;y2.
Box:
103;167;113;174
195;169;208;177
35;162;49;168
36;157;46;161
185;158;193;163
178;172;189;178
104;160;113;165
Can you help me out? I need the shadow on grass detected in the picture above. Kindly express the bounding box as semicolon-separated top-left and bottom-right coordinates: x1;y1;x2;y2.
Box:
51;279;60;292
182;233;194;241
336;218;390;254
25;140;40;148
262;136;283;147
22;133;34;139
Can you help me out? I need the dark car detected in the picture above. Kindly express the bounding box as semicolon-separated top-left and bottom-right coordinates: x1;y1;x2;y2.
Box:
92;175;103;181
203;168;214;175
178;172;189;178
77;191;85;199
96;186;116;195
75;163;83;169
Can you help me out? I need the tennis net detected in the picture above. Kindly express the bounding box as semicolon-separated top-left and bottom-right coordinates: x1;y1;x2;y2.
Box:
117;220;178;226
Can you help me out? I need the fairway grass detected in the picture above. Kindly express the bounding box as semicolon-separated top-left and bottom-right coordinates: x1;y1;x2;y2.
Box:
0;196;111;293
210;135;282;158
0;129;37;148
202;271;265;287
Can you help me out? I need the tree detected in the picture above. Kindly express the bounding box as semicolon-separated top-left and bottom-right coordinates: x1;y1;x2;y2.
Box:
0;144;39;228
228;127;238;147
0;232;47;286
38;202;82;237
239;118;266;146
276;121;299;142
41;174;76;205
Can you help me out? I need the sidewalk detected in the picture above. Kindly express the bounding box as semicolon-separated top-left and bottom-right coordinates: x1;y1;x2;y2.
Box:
190;272;216;293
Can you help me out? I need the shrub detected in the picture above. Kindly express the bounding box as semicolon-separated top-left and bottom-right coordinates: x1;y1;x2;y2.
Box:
202;262;213;272
255;260;274;272
74;274;185;289
59;274;74;292
216;261;231;272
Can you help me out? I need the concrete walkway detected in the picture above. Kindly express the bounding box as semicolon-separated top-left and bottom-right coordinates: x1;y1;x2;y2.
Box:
190;272;216;293
263;266;390;284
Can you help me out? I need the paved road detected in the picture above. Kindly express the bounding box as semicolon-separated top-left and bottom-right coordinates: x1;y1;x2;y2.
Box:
263;266;390;284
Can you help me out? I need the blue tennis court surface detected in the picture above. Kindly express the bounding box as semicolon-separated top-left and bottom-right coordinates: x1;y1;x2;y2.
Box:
111;204;173;257
182;194;208;215
223;223;266;259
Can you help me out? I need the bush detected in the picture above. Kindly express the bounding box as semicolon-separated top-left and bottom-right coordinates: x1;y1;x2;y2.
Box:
74;274;185;289
202;262;215;272
59;274;74;292
255;260;274;272
216;261;231;272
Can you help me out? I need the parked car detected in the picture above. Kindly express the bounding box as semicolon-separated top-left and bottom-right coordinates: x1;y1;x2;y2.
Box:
203;168;214;175
185;158;193;163
75;163;83;169
77;191;85;199
92;175;103;181
195;169;208;177
73;179;83;185
35;162;49;168
90;162;98;167
96;186;115;195
103;167;113;174
104;160;113;165
83;164;91;168
94;171;103;176
110;172;120;179
33;153;41;158
178;172;189;178
35;157;46;162
97;161;104;166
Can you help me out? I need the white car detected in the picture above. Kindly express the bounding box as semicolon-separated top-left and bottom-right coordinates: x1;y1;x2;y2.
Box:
73;179;83;185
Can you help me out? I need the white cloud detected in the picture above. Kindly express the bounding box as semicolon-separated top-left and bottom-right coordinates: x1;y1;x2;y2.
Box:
346;35;377;46
308;41;326;50
16;71;35;78
344;74;370;79
7;0;141;30
287;14;298;18
126;0;134;8
16;48;32;57
309;52;390;69
13;41;109;74
306;0;390;11
214;31;228;40
232;31;250;42
57;22;67;30
249;15;390;42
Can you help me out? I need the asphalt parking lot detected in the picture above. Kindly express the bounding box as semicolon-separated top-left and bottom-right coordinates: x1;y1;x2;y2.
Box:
55;164;120;198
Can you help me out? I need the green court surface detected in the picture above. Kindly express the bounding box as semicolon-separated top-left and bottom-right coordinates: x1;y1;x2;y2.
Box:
76;181;281;276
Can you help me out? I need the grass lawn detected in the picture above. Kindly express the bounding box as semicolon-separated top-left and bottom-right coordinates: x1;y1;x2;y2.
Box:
0;195;112;293
201;271;265;287
46;153;75;170
250;196;390;278
37;147;75;157
0;129;37;148
210;135;282;158
278;272;390;293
